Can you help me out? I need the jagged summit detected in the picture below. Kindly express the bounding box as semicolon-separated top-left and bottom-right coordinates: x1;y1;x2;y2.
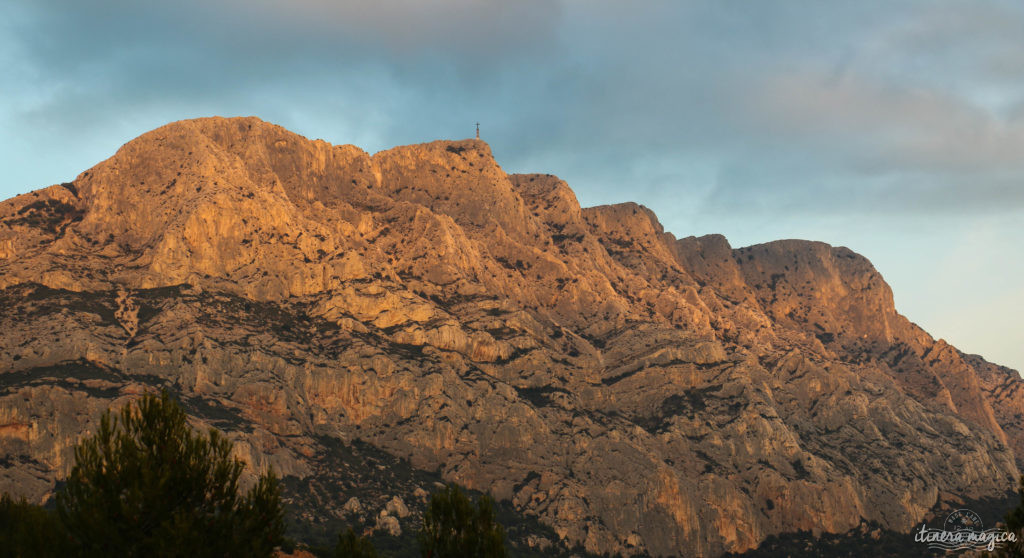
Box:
1;117;1022;556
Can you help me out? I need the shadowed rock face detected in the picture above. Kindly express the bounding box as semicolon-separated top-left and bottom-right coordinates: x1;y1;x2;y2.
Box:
1;116;1021;556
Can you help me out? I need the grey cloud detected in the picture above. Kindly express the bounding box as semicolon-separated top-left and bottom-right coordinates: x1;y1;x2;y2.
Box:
217;0;564;58
745;71;1024;172
2;0;1022;371
4;0;1024;219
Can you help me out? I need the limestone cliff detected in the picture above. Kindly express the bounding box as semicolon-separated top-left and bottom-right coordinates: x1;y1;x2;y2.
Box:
1;117;1021;556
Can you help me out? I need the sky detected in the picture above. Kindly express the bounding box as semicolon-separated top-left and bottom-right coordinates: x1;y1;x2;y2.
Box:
1;1;1022;372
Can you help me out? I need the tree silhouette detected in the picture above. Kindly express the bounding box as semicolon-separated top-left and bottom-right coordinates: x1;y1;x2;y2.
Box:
0;493;71;558
998;475;1024;557
334;526;379;557
418;484;505;558
56;390;284;557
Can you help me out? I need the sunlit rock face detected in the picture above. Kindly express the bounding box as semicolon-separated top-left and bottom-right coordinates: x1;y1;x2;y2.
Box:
1;116;1021;556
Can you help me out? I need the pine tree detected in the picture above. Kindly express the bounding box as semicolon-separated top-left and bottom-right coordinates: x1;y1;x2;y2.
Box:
334;527;379;558
56;390;284;557
999;475;1024;557
0;493;71;558
418;484;506;558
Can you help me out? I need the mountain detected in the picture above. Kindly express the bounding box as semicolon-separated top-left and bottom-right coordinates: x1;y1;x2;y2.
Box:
1;116;1021;556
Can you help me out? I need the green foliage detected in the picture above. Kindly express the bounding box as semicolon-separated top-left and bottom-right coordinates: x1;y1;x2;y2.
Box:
998;475;1024;557
0;493;71;558
1008;476;1024;533
334;527;379;558
418;484;506;558
56;390;284;557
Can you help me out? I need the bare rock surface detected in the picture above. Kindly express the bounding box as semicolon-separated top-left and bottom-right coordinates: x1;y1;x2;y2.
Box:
1;116;1022;556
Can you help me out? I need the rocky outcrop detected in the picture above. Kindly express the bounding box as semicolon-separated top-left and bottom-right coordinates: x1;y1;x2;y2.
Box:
1;116;1022;556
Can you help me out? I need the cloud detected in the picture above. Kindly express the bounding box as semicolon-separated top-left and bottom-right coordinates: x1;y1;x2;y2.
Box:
4;0;1024;219
1;0;1022;371
217;0;564;57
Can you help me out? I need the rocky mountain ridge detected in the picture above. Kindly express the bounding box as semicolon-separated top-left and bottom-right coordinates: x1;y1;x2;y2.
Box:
1;116;1021;556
